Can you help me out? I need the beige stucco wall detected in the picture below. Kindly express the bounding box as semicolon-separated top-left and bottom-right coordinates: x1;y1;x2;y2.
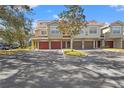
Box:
35;29;41;37
34;21;48;37
74;26;101;39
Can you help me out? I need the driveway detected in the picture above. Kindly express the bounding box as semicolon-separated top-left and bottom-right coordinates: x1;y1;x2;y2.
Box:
0;49;124;88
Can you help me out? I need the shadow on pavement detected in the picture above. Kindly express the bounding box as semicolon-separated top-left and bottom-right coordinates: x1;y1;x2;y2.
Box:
0;50;124;88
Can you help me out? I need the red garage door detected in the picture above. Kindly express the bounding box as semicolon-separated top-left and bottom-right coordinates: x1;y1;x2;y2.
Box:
105;41;113;48
122;41;124;49
39;42;49;49
51;41;61;49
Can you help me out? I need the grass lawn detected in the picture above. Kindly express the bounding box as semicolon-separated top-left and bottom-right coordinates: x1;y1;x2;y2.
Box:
103;48;124;53
63;49;88;56
0;48;31;55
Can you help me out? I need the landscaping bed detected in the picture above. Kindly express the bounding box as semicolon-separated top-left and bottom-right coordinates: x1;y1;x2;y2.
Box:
0;48;31;55
103;48;124;53
63;49;87;56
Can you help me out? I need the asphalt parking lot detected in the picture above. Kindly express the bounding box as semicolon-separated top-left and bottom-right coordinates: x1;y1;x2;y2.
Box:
0;49;124;88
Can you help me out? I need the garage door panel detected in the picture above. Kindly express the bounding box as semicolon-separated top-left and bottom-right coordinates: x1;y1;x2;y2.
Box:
73;41;82;49
105;41;113;48
84;41;93;49
51;41;61;49
39;42;49;49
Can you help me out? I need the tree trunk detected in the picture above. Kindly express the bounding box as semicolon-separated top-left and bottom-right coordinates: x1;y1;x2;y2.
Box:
70;37;73;51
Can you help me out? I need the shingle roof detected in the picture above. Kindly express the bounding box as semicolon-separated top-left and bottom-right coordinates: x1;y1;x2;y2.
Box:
87;20;105;26
37;20;105;26
110;21;124;26
47;20;59;25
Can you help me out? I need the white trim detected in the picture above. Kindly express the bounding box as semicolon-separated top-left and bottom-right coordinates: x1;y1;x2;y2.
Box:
50;40;61;41
61;40;62;49
82;40;84;49
65;41;67;48
49;40;51;49
111;26;122;34
38;41;39;49
73;40;82;41
39;40;49;42
93;40;96;48
88;26;98;35
95;41;98;48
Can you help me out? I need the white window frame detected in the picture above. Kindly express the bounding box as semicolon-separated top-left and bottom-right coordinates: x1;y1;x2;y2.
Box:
88;26;98;35
41;30;47;35
80;30;84;34
111;26;121;34
50;30;60;34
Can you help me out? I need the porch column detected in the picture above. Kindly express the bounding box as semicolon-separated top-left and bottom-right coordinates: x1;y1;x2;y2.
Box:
31;40;35;49
96;41;98;48
35;41;37;49
120;38;123;48
37;41;39;49
102;40;105;47
49;40;51;49
82;40;84;49
93;40;96;48
61;40;62;49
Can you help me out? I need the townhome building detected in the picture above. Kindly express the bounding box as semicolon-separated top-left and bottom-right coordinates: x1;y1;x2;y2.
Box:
103;21;124;48
32;20;104;49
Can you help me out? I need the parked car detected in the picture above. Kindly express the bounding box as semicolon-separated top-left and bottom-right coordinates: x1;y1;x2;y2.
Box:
0;44;10;50
0;43;19;50
3;45;10;50
0;44;4;50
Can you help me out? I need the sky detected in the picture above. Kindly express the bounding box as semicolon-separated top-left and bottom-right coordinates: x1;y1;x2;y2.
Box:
30;5;124;27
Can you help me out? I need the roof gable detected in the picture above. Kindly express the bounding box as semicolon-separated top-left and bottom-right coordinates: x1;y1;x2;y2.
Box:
111;21;124;26
87;20;105;26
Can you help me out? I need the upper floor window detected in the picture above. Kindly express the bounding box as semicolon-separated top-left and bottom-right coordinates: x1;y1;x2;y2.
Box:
89;26;97;34
80;30;84;34
41;30;46;35
50;30;60;34
111;26;121;34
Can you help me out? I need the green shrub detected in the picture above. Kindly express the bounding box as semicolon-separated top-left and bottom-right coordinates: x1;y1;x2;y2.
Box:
64;49;87;56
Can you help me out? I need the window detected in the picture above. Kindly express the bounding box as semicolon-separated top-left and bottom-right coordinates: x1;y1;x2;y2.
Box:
80;30;84;34
51;30;60;34
112;26;121;34
89;27;97;34
41;30;46;35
